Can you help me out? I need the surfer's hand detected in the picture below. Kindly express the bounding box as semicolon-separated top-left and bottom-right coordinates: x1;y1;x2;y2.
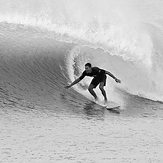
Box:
65;85;71;89
115;78;121;83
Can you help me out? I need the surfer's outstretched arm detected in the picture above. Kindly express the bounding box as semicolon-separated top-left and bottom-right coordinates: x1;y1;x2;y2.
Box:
105;71;121;83
65;71;86;89
65;78;81;89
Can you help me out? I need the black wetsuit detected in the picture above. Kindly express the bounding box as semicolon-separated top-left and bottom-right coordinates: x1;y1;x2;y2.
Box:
79;67;107;88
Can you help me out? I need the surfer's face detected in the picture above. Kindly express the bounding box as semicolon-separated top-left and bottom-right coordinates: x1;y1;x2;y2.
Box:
85;65;92;73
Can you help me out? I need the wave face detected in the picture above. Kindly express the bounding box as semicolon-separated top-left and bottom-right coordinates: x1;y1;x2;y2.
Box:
0;0;163;106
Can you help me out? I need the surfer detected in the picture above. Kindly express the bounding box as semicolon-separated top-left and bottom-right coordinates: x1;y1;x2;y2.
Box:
65;63;121;103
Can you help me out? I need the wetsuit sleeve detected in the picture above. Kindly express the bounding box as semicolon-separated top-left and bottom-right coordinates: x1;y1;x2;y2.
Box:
79;71;86;80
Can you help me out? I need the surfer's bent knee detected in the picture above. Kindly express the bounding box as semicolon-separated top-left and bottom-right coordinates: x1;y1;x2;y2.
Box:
88;84;94;91
99;85;104;91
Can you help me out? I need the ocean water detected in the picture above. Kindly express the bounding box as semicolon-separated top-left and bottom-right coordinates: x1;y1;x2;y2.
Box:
0;0;163;162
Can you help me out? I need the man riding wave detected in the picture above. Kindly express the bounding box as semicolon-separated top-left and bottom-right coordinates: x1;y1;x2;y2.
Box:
65;63;121;103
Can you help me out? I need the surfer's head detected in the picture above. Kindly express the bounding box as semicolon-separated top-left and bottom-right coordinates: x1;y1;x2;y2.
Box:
85;63;92;73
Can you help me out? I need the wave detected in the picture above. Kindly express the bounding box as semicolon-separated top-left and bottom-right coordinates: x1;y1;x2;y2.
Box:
0;22;163;105
0;0;163;104
0;21;162;123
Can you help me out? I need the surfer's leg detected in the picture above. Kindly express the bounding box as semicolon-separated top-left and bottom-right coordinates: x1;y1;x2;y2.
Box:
88;84;97;100
99;82;107;102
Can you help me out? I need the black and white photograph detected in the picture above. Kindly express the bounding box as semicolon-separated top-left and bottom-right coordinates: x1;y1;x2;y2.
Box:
0;0;163;162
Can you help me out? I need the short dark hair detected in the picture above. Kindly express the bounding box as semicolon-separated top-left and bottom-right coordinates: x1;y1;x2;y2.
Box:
85;63;92;67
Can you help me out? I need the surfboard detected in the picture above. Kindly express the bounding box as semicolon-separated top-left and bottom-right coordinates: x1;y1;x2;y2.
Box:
94;100;120;111
105;106;120;114
106;102;120;109
85;100;120;114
